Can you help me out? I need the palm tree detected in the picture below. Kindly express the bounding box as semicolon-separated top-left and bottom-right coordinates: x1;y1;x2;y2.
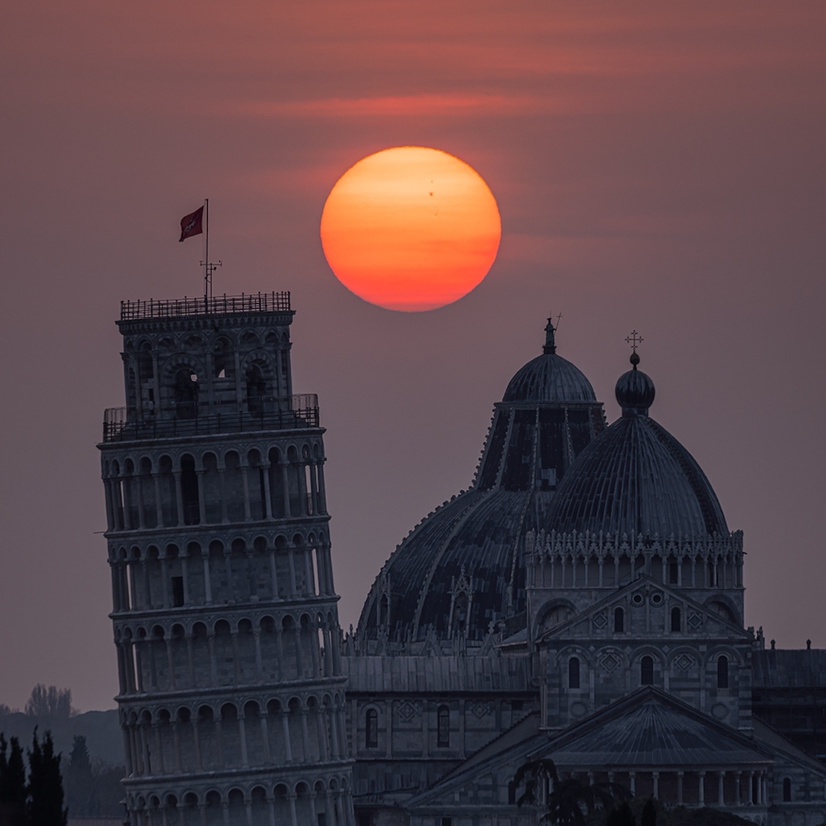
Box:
513;758;630;826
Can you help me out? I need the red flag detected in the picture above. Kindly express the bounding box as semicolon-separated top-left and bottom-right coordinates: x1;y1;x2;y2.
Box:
179;206;204;242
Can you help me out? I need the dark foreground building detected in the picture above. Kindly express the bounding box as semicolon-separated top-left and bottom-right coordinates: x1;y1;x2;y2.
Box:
100;298;826;826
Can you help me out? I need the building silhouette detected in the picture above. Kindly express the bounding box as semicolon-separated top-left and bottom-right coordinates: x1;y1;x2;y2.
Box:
100;297;826;826
99;293;353;826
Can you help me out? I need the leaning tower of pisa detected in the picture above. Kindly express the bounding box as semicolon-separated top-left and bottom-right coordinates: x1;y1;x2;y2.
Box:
98;292;354;826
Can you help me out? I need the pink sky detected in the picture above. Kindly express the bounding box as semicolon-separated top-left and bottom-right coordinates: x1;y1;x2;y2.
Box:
1;0;825;711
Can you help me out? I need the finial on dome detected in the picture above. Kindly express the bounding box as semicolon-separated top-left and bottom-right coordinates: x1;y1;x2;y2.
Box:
616;329;655;415
625;330;643;369
543;314;560;355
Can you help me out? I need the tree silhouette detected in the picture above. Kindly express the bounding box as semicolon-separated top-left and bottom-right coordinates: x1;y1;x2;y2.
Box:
26;729;67;826
513;758;630;826
0;734;27;826
607;801;636;826
24;687;72;721
65;736;96;817
640;798;657;826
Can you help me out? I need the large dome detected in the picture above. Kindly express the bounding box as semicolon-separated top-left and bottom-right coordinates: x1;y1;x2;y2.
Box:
503;319;597;403
547;357;728;538
357;319;606;648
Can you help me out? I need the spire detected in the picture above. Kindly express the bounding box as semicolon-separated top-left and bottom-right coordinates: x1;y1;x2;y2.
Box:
543;316;557;355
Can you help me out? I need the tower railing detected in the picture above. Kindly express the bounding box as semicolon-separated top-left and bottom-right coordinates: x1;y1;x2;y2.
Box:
102;394;319;442
120;292;291;321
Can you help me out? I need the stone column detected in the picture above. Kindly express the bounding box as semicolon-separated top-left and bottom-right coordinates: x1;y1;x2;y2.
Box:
653;771;659;798
630;772;636;796
746;771;754;805
280;461;291;517
254;628;263;678
261;463;273;519
287;794;298;826
165;638;176;690
238;713;249;767
677;771;684;804
223;551;234;604
699;771;705;805
259;710;270;761
269;549;280;600
202;551;213;604
173;471;184;527
153;724;164;774
281;712;293;763
718;771;725;805
300;709;310;763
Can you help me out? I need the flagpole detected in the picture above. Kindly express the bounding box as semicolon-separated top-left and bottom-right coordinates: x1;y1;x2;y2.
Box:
204;198;209;306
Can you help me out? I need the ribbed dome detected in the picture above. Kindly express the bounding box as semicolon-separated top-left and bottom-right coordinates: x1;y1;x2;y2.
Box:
503;353;597;404
357;319;605;647
503;317;597;403
615;356;655;413
547;360;728;538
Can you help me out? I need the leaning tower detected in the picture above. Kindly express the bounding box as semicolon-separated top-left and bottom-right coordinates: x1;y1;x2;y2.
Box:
98;292;354;826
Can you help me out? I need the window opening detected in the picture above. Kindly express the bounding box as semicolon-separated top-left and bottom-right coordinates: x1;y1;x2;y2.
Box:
669;561;679;584
671;607;681;633
437;705;450;747
365;708;378;748
783;778;791;802
641;656;654;685
614;607;624;633
717;655;729;689
568;657;580;689
174;369;198;419
245;365;267;416
171;577;184;607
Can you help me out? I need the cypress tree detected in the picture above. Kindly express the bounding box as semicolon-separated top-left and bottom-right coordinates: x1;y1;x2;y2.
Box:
0;734;27;826
26;729;67;826
641;798;657;826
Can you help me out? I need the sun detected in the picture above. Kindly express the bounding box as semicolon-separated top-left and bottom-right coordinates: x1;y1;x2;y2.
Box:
320;147;501;312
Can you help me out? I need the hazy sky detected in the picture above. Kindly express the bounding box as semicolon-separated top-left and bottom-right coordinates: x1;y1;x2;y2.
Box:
1;1;825;712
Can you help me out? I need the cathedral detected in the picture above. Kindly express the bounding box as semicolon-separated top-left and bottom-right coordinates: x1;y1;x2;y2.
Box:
98;293;826;826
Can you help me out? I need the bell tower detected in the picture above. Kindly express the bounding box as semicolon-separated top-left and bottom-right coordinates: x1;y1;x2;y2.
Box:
99;292;354;826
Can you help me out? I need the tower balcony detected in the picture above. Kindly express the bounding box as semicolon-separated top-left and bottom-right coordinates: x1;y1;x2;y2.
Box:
102;394;319;442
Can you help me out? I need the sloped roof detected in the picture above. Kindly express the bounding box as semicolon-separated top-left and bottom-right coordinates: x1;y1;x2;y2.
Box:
752;649;826;688
547;690;770;768
406;688;776;811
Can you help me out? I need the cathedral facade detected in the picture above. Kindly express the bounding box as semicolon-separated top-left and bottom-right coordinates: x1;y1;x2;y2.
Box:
100;296;826;826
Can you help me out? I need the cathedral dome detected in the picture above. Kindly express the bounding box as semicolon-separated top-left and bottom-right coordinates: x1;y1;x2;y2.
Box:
546;355;728;539
503;319;597;403
357;319;606;648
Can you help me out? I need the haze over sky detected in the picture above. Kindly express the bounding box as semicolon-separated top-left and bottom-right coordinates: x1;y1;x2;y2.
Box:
1;1;825;712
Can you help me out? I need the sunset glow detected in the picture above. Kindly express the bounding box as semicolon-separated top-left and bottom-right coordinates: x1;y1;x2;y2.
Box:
320;147;501;312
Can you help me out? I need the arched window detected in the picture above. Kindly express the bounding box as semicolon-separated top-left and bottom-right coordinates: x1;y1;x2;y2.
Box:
365;708;378;748
614;607;624;633
174;369;198;419
783;777;792;802
641;656;654;686
717;655;729;689
671;607;681;633
568;657;580;689
245;365;267;416
437;705;450;747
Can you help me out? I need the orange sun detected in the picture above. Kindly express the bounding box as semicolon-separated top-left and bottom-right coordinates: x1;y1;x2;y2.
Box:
320;147;501;312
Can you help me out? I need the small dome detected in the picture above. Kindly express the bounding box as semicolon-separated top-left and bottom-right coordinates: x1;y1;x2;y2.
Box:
503;319;596;403
547;358;728;539
615;354;656;414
